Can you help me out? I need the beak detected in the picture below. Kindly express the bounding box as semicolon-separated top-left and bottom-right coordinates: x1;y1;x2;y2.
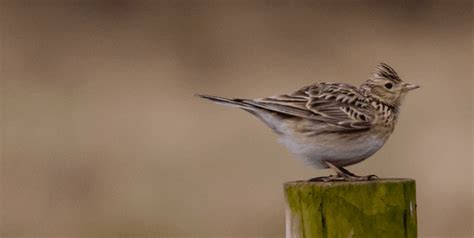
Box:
404;83;420;91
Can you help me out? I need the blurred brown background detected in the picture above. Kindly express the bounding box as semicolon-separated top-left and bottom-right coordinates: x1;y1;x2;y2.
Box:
1;1;472;237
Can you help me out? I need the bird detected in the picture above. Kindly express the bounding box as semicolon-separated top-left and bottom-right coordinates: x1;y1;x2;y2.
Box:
197;63;419;181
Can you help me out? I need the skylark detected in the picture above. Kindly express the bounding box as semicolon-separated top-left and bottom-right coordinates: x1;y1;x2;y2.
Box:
197;63;419;181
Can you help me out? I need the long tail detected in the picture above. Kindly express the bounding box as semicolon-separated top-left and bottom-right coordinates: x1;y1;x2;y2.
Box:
195;94;256;110
196;94;284;133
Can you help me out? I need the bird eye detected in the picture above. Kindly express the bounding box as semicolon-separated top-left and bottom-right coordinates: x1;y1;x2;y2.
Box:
384;83;393;89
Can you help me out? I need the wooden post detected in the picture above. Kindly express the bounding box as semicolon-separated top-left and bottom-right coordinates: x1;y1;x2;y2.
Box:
284;179;417;238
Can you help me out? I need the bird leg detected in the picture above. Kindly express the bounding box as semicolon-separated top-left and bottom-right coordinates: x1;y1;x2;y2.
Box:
325;161;378;181
307;161;378;182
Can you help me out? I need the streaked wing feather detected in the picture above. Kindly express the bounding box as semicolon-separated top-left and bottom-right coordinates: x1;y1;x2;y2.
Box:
248;83;374;131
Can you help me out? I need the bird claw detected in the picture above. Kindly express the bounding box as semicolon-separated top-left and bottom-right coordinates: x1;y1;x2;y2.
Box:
367;174;378;180
339;174;378;181
307;174;378;182
307;175;345;182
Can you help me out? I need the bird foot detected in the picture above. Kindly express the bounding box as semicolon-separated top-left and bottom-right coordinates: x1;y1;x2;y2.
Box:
307;175;346;182
307;174;378;182
340;174;378;181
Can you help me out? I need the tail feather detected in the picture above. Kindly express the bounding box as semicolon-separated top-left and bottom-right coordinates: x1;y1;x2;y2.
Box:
196;94;284;134
195;94;255;110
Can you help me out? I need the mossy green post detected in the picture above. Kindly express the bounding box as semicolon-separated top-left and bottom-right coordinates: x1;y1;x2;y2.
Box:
285;179;417;238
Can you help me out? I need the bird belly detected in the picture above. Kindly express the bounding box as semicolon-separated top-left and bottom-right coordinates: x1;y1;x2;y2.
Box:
279;132;385;169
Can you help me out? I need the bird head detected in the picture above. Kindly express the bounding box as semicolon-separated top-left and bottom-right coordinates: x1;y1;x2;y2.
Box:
360;63;419;107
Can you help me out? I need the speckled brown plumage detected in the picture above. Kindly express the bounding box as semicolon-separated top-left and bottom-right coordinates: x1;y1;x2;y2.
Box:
197;63;419;181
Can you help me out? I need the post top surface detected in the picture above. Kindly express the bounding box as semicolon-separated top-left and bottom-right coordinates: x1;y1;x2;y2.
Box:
284;178;415;187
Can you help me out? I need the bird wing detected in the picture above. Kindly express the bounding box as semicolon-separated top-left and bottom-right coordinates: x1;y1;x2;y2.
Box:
241;83;374;132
